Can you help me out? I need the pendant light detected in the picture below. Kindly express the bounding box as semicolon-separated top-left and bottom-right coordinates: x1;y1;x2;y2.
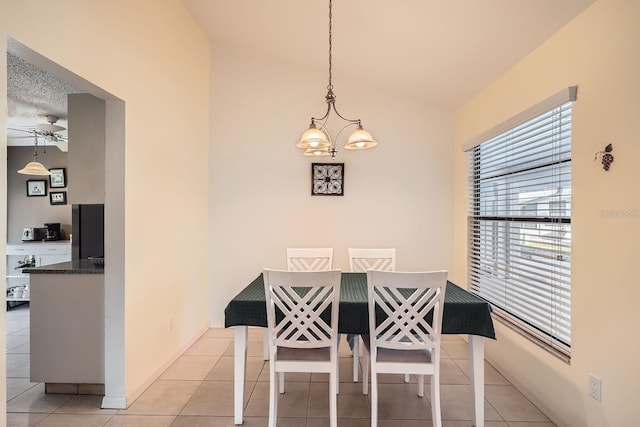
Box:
296;0;377;158
17;131;51;176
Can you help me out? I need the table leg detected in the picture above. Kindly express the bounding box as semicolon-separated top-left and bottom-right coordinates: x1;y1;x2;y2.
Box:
234;326;248;425
468;335;485;427
353;337;359;382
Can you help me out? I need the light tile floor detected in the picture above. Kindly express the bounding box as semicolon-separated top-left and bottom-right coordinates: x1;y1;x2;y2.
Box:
6;304;556;426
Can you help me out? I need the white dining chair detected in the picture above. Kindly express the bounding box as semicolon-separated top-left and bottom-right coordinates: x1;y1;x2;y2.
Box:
263;268;341;427
346;248;396;382
286;247;334;272
268;247;334;393
362;269;448;427
348;248;396;272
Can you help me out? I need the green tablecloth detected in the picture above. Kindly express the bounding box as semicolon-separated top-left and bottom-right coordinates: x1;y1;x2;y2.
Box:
224;272;496;339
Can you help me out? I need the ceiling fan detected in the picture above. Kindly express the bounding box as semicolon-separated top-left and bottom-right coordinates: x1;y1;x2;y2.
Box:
34;115;67;141
8;115;69;152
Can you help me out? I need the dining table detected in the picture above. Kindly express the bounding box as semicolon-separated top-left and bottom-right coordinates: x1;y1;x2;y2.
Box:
225;272;496;426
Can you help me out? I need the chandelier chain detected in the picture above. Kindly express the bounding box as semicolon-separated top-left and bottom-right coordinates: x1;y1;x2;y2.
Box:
33;131;40;159
327;0;333;91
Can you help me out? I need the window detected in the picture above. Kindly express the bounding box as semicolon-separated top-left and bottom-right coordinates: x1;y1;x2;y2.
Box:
465;87;576;361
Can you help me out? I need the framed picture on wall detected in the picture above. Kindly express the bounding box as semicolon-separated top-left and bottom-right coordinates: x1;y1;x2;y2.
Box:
50;191;67;205
49;168;66;188
26;180;47;197
311;163;344;196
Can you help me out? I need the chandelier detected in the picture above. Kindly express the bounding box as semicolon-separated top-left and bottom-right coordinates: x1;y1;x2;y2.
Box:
296;0;378;158
17;131;51;176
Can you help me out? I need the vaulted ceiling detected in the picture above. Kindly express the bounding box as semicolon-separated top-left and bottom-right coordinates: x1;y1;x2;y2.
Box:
6;0;595;146
183;0;595;109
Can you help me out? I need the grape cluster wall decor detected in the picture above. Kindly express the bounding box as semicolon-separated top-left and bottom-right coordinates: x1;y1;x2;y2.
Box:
594;143;614;171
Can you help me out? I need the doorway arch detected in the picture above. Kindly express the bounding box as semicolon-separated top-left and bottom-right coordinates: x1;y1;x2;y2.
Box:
4;37;126;408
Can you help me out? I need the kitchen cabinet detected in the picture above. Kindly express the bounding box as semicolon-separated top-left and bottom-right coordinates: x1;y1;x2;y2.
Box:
26;261;104;388
6;242;71;302
68;93;105;204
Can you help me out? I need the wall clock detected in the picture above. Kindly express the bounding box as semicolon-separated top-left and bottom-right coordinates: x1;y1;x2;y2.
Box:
311;163;344;196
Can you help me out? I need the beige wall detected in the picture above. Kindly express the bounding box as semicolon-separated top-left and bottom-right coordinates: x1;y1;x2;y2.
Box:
1;0;210;409
453;0;640;425
209;43;455;325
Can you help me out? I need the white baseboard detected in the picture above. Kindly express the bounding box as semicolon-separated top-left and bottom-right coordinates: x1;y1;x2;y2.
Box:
209;319;225;328
117;322;210;409
101;395;127;409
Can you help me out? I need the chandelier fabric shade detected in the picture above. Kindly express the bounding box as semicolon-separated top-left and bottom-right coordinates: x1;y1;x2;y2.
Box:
296;0;377;159
17;132;51;176
18;161;51;175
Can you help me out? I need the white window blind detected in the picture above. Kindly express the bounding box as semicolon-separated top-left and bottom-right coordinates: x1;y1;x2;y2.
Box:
466;88;576;360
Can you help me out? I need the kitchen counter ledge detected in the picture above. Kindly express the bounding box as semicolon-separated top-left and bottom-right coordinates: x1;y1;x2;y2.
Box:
24;260;104;274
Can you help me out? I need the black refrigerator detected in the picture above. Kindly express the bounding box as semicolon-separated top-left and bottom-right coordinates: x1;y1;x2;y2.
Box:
71;204;104;260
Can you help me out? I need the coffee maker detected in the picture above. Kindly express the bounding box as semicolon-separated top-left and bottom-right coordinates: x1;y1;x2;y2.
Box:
44;223;61;241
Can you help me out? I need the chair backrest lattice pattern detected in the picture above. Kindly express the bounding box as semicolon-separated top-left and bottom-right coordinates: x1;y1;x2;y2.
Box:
367;270;447;351
349;248;396;272
287;248;333;272
264;269;341;349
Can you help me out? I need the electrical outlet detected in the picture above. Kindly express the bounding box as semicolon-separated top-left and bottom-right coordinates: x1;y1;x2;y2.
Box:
588;374;602;401
167;317;173;332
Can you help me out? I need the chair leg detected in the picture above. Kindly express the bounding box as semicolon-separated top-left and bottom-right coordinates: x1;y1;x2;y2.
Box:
279;372;285;394
417;374;424;397
371;371;378;427
263;329;270;361
362;346;369;395
404;373;410;383
431;371;442;427
353;336;359;382
335;334;341;394
269;362;277;427
336;357;340;395
329;370;338;427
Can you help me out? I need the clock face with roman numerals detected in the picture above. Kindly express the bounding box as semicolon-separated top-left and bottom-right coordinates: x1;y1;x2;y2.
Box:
311;163;344;196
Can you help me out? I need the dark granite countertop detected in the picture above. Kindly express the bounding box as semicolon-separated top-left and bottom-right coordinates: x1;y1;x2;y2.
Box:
23;260;104;275
8;240;71;245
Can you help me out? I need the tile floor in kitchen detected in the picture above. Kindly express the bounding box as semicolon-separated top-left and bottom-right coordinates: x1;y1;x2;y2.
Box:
6;304;556;426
